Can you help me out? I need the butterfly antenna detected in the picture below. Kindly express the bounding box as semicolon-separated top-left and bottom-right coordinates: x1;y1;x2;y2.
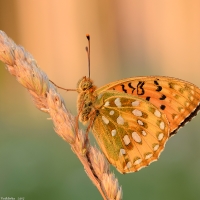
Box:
50;35;91;91
86;34;90;78
49;80;77;91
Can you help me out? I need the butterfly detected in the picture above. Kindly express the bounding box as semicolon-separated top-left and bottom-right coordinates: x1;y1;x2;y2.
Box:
77;76;200;173
50;35;200;174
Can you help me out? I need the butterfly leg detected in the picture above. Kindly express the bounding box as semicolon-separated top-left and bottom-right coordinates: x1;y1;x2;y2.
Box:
75;101;85;140
83;107;98;143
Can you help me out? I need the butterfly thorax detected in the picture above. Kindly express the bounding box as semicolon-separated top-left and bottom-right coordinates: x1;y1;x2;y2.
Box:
77;77;98;124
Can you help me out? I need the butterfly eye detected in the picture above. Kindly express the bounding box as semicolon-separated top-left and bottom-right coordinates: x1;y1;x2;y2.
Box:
83;102;92;108
82;81;93;91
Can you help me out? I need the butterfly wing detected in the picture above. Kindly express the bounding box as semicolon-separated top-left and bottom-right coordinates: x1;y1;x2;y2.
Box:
92;91;169;173
95;76;200;136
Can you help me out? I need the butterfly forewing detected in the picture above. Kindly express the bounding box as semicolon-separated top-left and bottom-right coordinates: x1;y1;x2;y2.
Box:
95;76;200;136
92;91;169;173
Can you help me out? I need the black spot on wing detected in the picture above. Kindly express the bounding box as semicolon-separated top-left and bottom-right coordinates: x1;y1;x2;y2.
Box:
160;105;166;110
146;96;151;101
156;86;162;91
154;80;162;91
154;80;159;85
160;94;166;100
121;84;127;93
128;82;136;93
137;81;145;95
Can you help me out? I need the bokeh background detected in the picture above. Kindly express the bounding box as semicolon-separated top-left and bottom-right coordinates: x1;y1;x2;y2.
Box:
0;1;200;199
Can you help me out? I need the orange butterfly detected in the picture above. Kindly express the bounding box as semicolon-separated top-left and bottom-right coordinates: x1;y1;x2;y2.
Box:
54;35;200;173
77;75;200;173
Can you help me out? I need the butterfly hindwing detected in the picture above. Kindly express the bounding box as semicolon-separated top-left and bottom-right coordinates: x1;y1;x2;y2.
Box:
92;91;169;173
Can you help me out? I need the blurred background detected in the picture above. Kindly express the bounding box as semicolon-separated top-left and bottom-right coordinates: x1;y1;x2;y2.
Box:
0;1;200;199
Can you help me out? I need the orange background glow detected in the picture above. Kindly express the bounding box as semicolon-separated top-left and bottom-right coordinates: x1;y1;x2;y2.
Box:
0;1;200;199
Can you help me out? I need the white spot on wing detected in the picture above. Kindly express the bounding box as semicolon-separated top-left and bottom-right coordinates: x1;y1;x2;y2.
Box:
117;115;124;125
111;129;116;136
132;100;140;106
154;110;161;117
104;101;110;107
145;153;153;159
102;116;109;124
160;121;165;130
133;158;142;165
126;161;132;169
120;148;126;155
137;120;144;126
114;98;121;107
185;102;190;107
132;132;142;143
132;109;142;117
153;144;159;151
109;110;114;115
158;133;164;141
174;115;178;120
141;130;147;136
190;96;194;101
123;135;131;145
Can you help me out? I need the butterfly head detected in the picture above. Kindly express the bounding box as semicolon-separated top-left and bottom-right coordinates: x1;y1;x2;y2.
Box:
77;76;96;93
